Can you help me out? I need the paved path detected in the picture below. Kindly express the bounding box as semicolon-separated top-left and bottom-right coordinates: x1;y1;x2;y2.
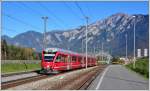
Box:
88;65;149;90
1;72;38;83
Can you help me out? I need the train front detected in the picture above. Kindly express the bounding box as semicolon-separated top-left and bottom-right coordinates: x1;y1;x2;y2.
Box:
41;48;57;74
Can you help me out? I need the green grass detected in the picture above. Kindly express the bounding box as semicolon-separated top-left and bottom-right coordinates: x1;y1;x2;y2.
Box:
125;57;149;78
1;63;41;74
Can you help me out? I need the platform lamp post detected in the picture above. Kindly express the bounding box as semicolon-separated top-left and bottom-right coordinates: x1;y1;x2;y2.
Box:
133;15;136;69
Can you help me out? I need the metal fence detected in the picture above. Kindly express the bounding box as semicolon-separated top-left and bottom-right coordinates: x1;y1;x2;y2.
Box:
1;60;41;64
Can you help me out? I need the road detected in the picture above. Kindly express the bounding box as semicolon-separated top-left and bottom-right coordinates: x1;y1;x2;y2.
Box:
88;65;149;90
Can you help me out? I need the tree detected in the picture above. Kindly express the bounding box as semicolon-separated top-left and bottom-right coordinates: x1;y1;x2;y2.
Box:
112;57;120;64
1;40;41;60
1;39;8;60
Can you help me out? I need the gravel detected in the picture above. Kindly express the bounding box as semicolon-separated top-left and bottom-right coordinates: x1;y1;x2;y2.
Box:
7;66;98;90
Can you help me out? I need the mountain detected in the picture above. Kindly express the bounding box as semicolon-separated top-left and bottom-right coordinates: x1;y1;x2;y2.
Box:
2;13;149;57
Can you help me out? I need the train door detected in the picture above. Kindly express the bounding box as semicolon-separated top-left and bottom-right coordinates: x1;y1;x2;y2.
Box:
84;57;86;67
91;58;94;66
79;56;84;67
67;55;71;70
71;55;77;69
76;56;80;69
89;58;91;66
55;53;68;70
81;56;84;67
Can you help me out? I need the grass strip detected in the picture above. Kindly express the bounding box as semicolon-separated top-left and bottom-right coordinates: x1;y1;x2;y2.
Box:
1;63;41;74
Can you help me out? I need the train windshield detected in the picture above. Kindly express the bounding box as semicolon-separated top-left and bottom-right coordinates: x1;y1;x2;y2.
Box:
44;51;56;62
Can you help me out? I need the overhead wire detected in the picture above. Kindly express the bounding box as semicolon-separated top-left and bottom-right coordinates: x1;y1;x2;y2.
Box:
4;14;41;30
3;4;41;35
1;27;19;37
63;2;83;20
75;1;87;18
2;27;18;32
21;2;44;17
86;3;93;21
2;26;44;49
39;3;66;29
21;2;65;29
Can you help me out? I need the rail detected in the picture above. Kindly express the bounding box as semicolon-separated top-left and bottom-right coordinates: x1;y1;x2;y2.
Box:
77;65;107;90
1;75;48;89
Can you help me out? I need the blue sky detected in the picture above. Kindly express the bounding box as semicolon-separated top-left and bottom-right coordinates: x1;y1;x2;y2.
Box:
2;1;148;37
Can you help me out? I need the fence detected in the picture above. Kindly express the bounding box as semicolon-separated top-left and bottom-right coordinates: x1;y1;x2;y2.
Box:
1;60;41;64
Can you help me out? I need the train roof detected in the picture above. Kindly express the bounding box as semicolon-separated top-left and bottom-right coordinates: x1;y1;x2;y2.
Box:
45;48;78;55
44;48;95;58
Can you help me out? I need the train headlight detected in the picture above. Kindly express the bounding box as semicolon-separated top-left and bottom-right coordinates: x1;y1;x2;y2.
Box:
47;65;50;68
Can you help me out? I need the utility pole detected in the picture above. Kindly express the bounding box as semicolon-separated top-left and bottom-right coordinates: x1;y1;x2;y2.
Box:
94;46;96;57
99;45;101;61
101;42;103;61
125;33;128;61
85;16;89;69
42;16;48;50
133;15;136;69
67;45;70;50
82;39;84;53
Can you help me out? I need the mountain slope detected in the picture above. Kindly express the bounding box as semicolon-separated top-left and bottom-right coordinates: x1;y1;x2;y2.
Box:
2;13;149;57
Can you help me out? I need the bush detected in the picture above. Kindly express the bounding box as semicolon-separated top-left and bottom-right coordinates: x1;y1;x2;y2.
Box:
126;57;149;78
112;57;120;64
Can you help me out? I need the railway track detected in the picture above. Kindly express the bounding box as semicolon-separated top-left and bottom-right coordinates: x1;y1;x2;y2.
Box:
1;68;86;89
77;65;108;90
1;74;48;89
1;66;106;90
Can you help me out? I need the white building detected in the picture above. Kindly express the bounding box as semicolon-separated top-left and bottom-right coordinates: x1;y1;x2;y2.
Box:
137;49;141;58
144;48;148;57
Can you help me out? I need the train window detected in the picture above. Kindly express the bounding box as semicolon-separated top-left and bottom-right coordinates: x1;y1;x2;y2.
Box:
65;56;68;62
61;56;64;62
72;56;77;62
55;55;61;62
84;57;86;63
88;58;90;62
68;55;71;63
55;54;68;62
44;51;56;55
44;56;54;62
78;57;82;62
44;51;56;62
61;56;67;62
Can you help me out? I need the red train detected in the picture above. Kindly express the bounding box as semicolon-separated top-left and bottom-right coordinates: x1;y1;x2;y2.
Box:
41;48;96;74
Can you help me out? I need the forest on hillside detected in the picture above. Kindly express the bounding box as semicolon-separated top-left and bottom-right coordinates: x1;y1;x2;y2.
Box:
1;39;41;60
